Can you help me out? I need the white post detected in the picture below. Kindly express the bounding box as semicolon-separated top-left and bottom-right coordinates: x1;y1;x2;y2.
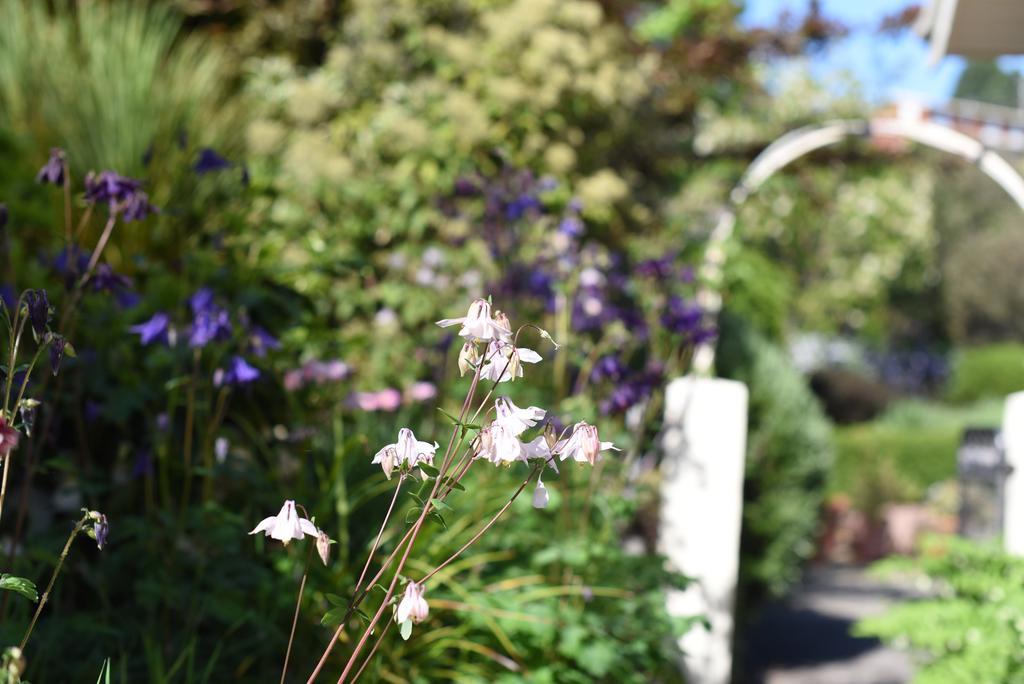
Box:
659;376;748;684
1002;392;1024;555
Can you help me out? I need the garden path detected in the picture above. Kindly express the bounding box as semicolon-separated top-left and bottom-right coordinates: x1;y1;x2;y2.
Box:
738;564;919;684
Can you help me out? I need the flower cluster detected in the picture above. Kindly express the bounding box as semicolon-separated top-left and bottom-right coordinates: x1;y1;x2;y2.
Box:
130;288;271;387
83;170;157;222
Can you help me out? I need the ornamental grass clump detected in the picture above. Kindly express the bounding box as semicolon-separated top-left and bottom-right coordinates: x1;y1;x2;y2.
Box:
247;298;617;683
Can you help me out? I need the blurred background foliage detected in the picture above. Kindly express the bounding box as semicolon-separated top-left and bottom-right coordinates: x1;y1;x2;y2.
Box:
0;0;1021;680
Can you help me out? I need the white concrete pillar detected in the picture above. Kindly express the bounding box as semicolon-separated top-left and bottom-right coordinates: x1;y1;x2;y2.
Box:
1002;392;1024;555
659;376;749;684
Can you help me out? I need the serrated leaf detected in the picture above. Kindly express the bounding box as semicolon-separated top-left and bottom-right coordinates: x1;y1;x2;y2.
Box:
400;619;413;640
321;607;347;627
0;574;38;602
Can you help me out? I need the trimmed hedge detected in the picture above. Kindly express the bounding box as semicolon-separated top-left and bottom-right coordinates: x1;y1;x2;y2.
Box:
946;343;1024;404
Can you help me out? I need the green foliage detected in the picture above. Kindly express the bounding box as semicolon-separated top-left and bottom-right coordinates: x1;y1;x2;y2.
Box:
0;575;37;603
954;60;1020;107
946;343;1024;403
856;536;1024;684
716;315;833;603
0;0;234;177
944;231;1024;345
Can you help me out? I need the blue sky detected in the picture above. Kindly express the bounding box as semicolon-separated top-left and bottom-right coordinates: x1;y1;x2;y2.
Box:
741;0;1023;105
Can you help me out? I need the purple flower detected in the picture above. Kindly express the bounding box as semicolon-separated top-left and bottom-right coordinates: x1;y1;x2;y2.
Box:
636;255;677;280
84;170;157;221
47;333;68;375
214;356;261;387
248;326;280;358
90;263;133;294
133;450;154;478
0;284;15;312
661;296;713;344
156;413;170;432
194;147;233;174
558;215;584;238
91;513;109;550
24;289;50;336
188;289;232;348
130;312;170;346
591;355;626;382
36;148;65;185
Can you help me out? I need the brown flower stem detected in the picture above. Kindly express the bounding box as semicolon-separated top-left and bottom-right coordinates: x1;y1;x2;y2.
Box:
353;475;405;597
281;541;315;684
349;619;393;684
19;514;88;651
420;466;539;586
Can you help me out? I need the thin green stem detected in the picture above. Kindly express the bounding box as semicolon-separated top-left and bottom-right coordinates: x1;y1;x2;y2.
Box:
282;542;315;684
19;514;88;651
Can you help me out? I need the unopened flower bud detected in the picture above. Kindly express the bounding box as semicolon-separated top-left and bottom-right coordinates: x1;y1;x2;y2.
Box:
532;478;549;509
90;512;109;550
316;530;331;566
458;342;479;377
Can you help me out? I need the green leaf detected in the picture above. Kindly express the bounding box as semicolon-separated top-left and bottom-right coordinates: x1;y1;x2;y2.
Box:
0;574;38;602
405;507;422;523
430;498;453;512
321;607;347;627
444;479;466;492
400;619;413;641
419;464;440;478
430;511;448;530
326;593;347;607
437;408;460;425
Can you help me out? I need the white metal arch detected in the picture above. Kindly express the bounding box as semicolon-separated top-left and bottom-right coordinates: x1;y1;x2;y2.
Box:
692;117;1024;374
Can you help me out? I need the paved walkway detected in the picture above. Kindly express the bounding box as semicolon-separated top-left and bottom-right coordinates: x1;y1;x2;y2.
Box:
738;565;919;684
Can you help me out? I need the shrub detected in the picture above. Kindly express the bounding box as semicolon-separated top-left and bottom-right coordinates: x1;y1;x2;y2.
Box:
944;229;1024;344
946;343;1024;403
809;367;892;424
831;424;958;503
716;314;833;605
856;536;1024;684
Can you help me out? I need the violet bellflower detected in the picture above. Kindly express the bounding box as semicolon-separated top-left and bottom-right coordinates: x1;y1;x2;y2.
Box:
188;288;232;348
36;148;65;185
24;289;50;337
194;148;233;175
130;312;171;346
248;326;280;358
213;356;260;387
249;500;318;544
84;171;157;222
89;511;110;550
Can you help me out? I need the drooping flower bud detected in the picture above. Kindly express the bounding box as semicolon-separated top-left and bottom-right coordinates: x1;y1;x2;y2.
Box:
458;342;479;377
0;417;19;458
396;581;429;624
532;478;549;509
316;529;332;566
87;511;110;550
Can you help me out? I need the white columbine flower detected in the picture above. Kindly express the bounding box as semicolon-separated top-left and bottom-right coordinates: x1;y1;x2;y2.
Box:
458;342;479;377
494;397;545;436
522;435;558;473
554;422;619;465
249;500;318;544
474;423;524;465
396;581;429;624
373;428;438;479
479;340;542;383
436;299;511;342
532;477;549;509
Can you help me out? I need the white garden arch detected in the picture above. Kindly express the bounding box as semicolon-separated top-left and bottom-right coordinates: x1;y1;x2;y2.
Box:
691;117;1024;374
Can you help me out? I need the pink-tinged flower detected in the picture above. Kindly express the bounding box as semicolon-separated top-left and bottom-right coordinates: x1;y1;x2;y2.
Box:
553;422;619;465
249;500;318;544
532;477;549;509
373;428;437;478
522;435;558;473
494;397;545;437
396;581;429;624
479;341;542;383
375;388;402;412
0;417;20;457
352;392;380;411
436;299;511;342
406;381;437;403
474;423;523;465
316;530;332;566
